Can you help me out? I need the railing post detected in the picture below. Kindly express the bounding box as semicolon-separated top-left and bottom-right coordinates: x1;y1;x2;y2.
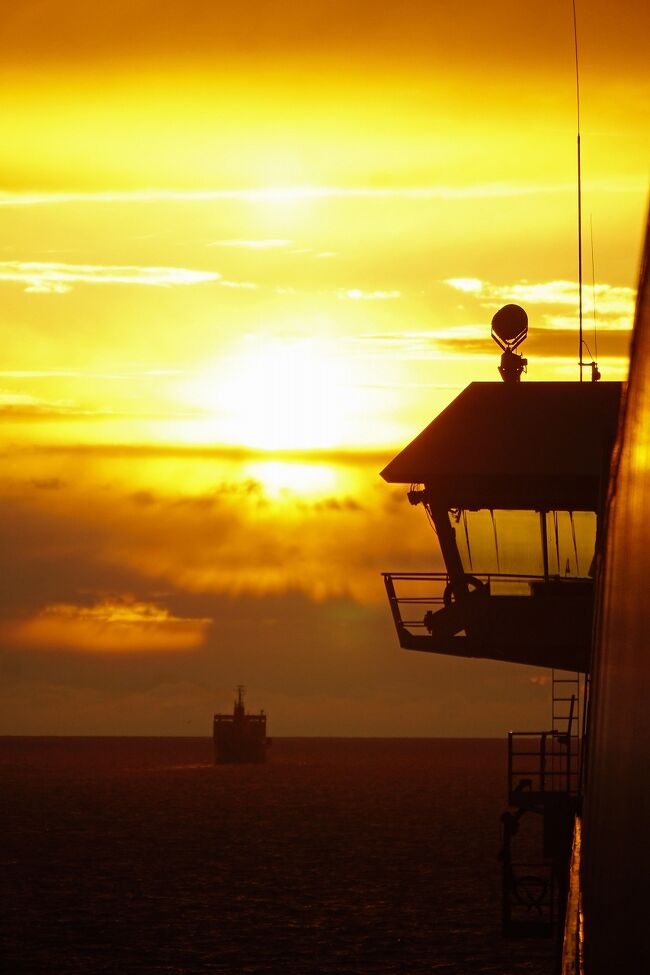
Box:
566;693;576;793
508;731;513;796
383;574;401;629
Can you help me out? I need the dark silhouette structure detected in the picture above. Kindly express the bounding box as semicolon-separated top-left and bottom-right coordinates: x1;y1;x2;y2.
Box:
213;686;268;764
491;303;528;383
381;379;621;671
380;277;649;964
576;213;650;974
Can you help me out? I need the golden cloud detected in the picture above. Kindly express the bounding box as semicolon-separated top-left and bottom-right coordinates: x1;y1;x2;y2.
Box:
444;276;636;325
0;261;220;293
1;178;645;210
7;598;211;653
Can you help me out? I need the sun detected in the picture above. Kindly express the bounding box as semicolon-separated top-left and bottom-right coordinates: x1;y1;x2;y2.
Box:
189;338;353;451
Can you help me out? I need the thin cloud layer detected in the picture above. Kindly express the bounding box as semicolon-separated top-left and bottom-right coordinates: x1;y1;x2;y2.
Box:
342;289;401;301
208;239;293;249
9;598;210;653
444;277;636;324
0;178;645;209
0;261;221;293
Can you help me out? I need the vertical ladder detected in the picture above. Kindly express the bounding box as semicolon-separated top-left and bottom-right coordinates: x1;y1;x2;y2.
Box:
551;669;582;795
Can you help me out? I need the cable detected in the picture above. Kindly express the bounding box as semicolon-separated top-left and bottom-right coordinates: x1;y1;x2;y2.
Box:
590;214;599;363
572;0;584;381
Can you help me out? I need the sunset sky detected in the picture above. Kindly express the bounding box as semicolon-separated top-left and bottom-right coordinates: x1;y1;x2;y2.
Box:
1;1;648;735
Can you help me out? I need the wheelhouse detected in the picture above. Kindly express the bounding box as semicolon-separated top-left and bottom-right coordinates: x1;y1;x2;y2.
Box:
381;381;621;671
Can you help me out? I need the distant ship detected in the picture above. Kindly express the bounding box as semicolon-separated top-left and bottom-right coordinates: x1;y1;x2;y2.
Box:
213;686;268;764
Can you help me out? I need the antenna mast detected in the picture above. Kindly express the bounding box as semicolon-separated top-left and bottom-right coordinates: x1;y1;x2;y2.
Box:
572;0;584;381
590;215;599;370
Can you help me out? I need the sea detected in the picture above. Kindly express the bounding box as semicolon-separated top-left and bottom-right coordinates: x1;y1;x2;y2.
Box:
1;737;554;975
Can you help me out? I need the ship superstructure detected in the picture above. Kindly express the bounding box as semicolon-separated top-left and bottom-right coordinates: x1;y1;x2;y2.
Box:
575;215;650;974
381;378;620;673
379;299;632;962
213;686;268;764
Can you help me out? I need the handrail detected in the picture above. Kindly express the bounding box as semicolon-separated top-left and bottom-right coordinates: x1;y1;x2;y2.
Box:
382;570;594;669
382;571;592;581
508;731;580;797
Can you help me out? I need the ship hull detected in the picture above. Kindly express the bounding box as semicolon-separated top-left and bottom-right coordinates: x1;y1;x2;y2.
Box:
213;713;267;764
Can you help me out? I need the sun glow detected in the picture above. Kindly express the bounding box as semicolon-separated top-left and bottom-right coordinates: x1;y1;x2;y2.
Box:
244;459;337;498
190;339;354;451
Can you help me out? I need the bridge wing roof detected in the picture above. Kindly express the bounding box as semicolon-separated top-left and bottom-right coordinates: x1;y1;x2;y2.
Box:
380;381;622;509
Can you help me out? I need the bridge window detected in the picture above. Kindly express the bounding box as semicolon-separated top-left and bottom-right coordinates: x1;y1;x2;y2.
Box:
453;509;596;579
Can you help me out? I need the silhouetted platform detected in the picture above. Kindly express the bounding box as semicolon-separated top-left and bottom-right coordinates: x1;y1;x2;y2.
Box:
381;381;621;510
213;687;268;764
381;381;621;672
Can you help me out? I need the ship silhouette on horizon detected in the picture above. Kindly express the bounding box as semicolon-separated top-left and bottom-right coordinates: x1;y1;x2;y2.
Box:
213;686;268;764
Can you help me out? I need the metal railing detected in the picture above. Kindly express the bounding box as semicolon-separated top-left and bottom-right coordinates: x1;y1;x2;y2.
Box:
383;570;592;634
508;731;580;798
382;571;448;631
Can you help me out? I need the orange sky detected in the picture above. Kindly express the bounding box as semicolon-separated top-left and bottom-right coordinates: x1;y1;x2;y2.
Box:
0;1;648;734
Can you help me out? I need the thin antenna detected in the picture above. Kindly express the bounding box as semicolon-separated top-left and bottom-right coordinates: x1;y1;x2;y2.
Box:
572;0;584;382
590;214;598;363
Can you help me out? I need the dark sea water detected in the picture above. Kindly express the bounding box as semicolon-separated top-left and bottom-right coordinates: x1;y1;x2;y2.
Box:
1;737;553;975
